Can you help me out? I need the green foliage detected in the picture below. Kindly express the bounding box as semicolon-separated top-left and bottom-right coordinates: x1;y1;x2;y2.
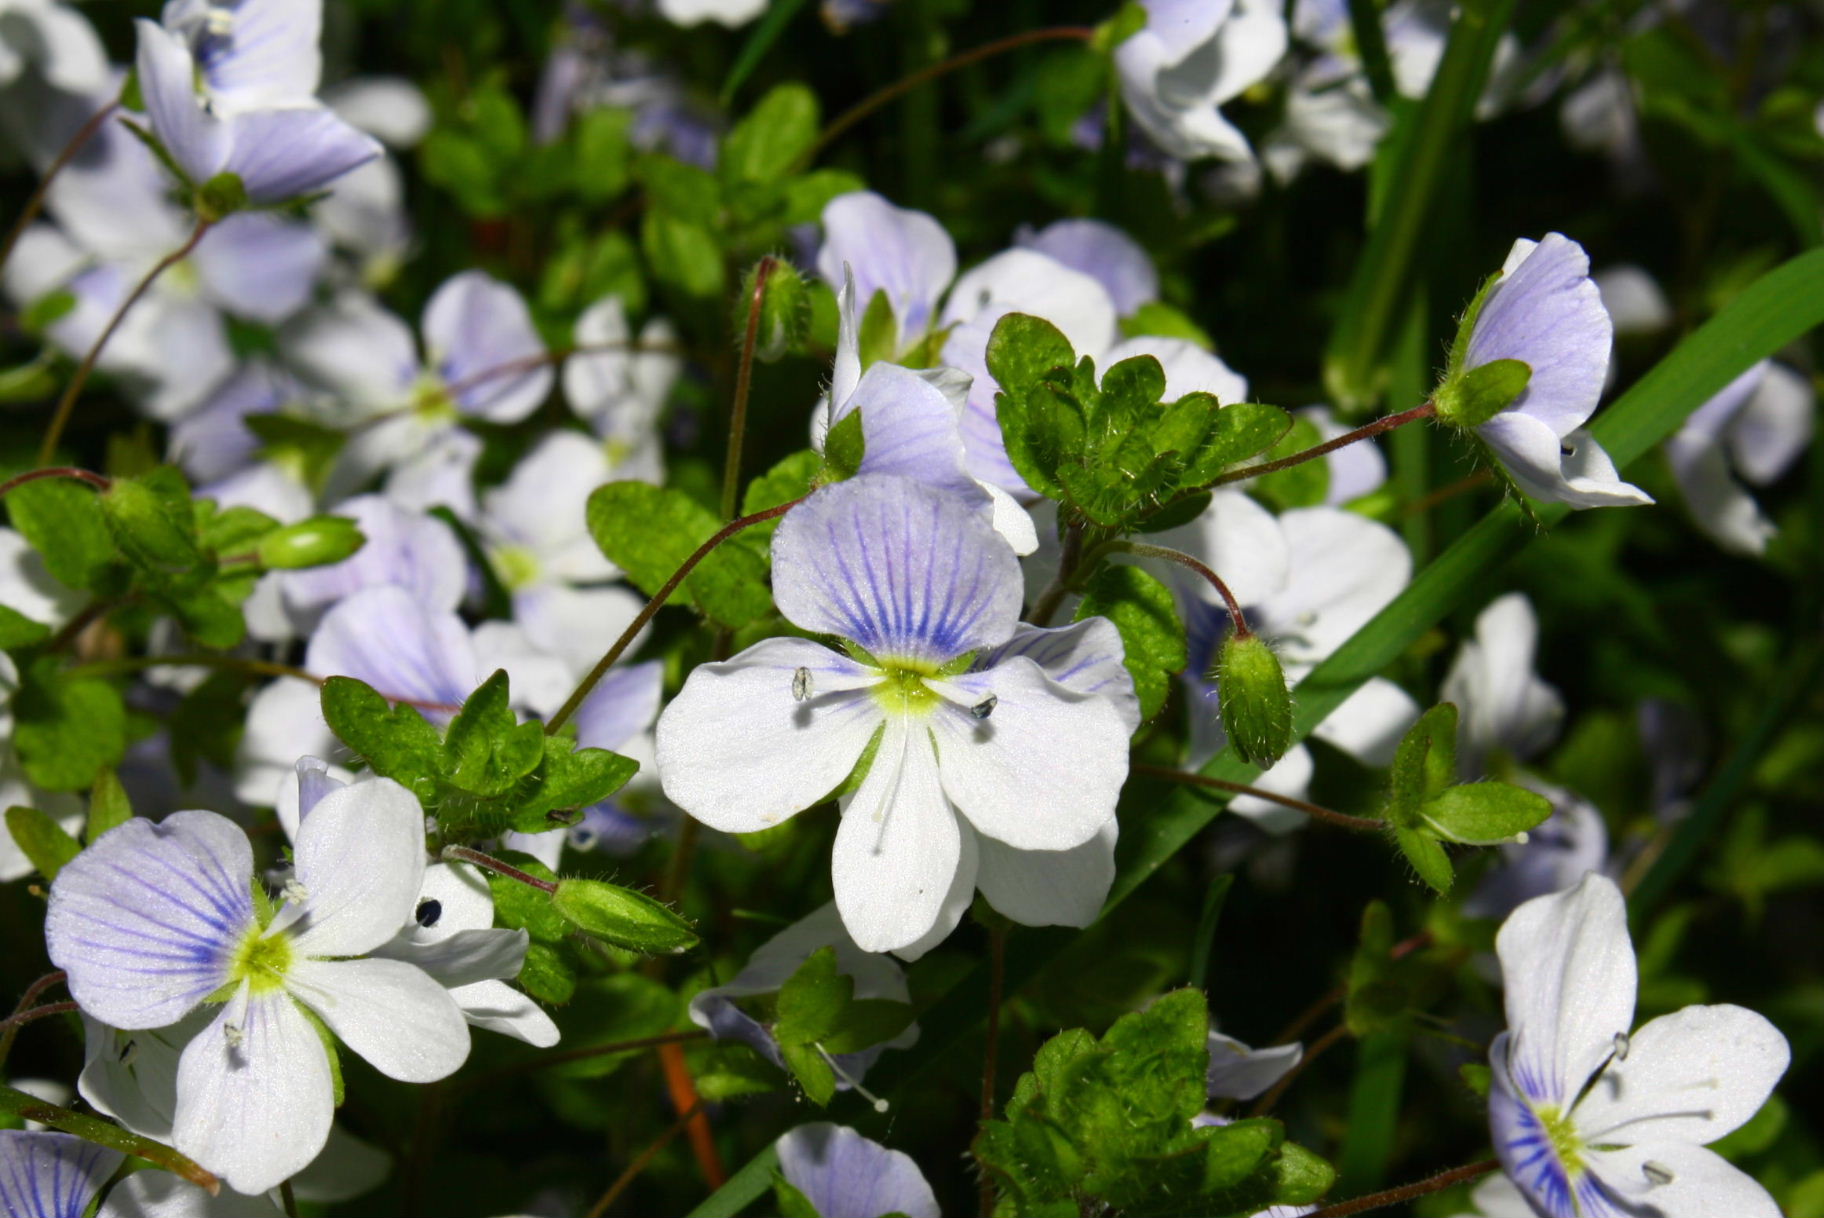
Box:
721;84;820;187
586;481;772;628
1215;634;1292;768
255;516;366;569
987;314;1289;530
1434;358;1532;429
11;657;126;791
319;672;638;838
976;989;1334;1217
1249;415;1330;511
769;946;915;1104
7;476;118;592
3;805;81;879
1074;564;1186;721
85;770;132;844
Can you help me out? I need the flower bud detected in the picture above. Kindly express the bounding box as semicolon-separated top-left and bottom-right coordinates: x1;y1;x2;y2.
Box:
1215;632;1292;768
551;878;699;954
256;516;366;570
736;258;811;364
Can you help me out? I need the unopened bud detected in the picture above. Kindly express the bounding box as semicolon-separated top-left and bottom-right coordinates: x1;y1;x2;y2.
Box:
737;258;811;364
1215;632;1292;768
551;878;699;955
256;516;366;569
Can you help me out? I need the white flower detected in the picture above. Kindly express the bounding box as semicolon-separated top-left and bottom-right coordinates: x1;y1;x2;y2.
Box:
45;785;470;1193
1485;874;1789;1218
1440;592;1563;778
1114;0;1289;163
1665;361;1815;555
655;474;1134;954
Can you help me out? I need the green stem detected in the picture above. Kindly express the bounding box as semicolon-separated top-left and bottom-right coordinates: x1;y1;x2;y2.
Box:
40;219;212;464
1307;1158;1500;1218
799;26;1094;169
0;1083;221;1194
723;257;776;523
1130;765;1385;831
1211;403;1436;489
545;497;804;734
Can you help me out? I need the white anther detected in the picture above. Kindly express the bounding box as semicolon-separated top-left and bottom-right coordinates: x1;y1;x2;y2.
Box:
282;878;311;904
816;1043;890;1113
223;1023;245;1049
1513;831;1530;846
792;667;812;702
1613;1031;1630;1061
204;4;234;36
1642;1161;1673;1187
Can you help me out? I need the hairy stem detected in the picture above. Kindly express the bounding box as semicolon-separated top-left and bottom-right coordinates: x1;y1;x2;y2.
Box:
1210;402;1437;490
723;257;776;522
0;100;119;278
1106;541;1254;637
40;219;213;464
0;467;111;498
0;971;67;1068
1248;1022;1348;1117
801;26;1095;168
1307;1158;1501;1217
1131;765;1385;832
441;846;559;894
545;497;803;734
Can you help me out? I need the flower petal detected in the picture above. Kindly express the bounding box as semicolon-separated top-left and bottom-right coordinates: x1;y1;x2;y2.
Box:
189;212;325;324
46;811;253;1029
304;585;477;718
224;106;382;205
1728;362;1814;485
1494;873;1636;1108
1574;1004;1789;1147
287;777;427;958
978;618;1139;735
1206;1033;1301;1101
1467;234;1611;438
286;957;470;1082
134;20;228;182
974;819;1115;928
1580;1140;1781;1218
817;192;956;346
573;660;664;753
1441;592;1564;775
1105;336;1248;404
280;494;468;627
1480;410;1652;510
186;0;324;112
1311;677;1419;767
929;654;1128;852
775;1122;940;1218
447;979;560;1048
1666;430;1774;555
0;1130;124;1218
377;927;528;989
655;637;884;833
174;992;333;1195
832;717;966;953
772;474;1023;666
850;362;987;508
1016;218;1158;316
423;271;552;423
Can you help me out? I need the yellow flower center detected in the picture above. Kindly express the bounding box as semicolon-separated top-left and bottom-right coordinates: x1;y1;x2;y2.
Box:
226;927;294;995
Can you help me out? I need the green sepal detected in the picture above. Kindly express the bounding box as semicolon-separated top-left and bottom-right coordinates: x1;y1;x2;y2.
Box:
821;409;865;482
1393;825;1454;893
586;481;772;628
1216;634;1292;768
1435;358;1532;429
1417;780;1553;845
194;172;247;222
86;770;132;844
550;879;698;955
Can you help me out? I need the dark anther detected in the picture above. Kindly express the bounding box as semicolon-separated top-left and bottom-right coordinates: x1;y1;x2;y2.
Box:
970;695;997;720
415;898;443;928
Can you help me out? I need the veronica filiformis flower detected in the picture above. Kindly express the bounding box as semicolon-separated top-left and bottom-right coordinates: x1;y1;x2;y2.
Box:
774;1123;940;1218
562;295;680;478
1161;493;1419;829
1441;593;1564;780
0;0;105;94
1483;873;1789;1218
1456;234;1651;509
45;785;470;1193
133;18;380;207
1113;0;1289;164
1665;360;1815;555
656;474;1133;954
0;1130;122;1218
1012;218;1160;317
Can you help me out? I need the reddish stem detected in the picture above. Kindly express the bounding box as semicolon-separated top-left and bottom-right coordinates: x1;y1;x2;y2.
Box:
1307;1158;1501;1217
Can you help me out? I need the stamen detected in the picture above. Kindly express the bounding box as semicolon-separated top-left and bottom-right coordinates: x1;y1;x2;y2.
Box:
970;695;997;720
792;667;813;702
118;1038;138;1066
1642;1161;1674;1186
1613;1031;1630;1061
415;899;443;928
816;1043;889;1114
223;1023;245;1049
1513;831;1531;845
204;4;233;36
282;878;310;904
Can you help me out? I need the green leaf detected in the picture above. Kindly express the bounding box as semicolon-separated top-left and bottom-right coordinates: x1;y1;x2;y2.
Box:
519;942;577;1005
6;476;116;591
642;211;726;304
743;449;821;520
820;998;916;1055
1216;634;1293;768
1074;564;1186;721
586;482;772;628
13;660;126;791
4;805;81;879
485;851;569;943
0;604;50;649
550;879;698;954
1388;703;1458;822
1119;301;1212;348
319;675;445;797
1435;358;1532;428
986;313;1078;400
508;739;640;834
721;83;819;186
775;946;847;1045
779;1040;837;1105
101;468;201;577
1393;826;1453;893
442;670;546;798
1417;781;1552;844
86;770;132;844
1179;402;1294;487
572;108;634;202
772;1174;821;1218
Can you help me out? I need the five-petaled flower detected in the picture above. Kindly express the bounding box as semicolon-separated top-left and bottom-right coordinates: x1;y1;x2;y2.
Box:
1483;873;1788;1218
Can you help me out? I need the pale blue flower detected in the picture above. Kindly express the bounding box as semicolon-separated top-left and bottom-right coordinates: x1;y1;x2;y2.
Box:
775;1123;939;1218
0;1130;123;1218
